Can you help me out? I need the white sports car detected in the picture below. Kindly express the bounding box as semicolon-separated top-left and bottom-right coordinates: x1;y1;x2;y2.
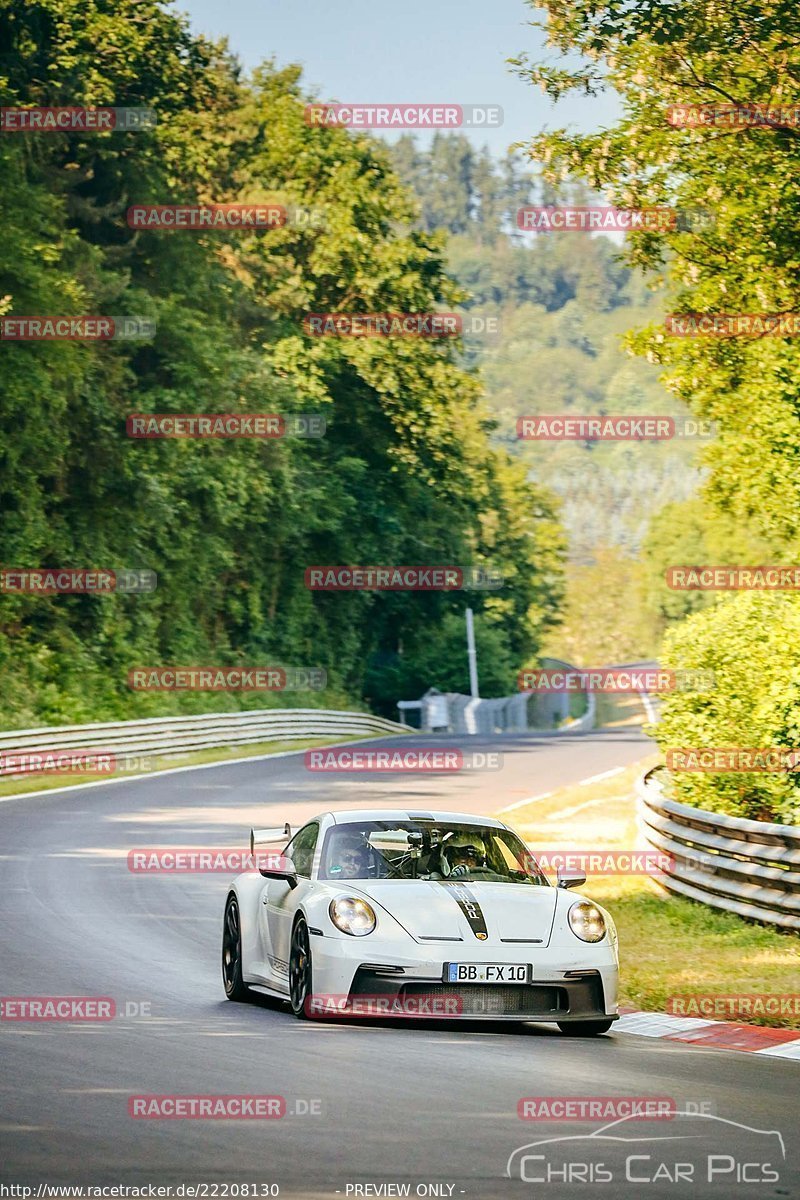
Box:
221;808;619;1034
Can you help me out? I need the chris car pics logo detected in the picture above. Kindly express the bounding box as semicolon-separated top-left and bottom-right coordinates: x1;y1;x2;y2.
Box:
506;1112;785;1186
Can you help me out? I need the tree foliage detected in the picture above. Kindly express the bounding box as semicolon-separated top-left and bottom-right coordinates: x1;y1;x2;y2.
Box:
0;0;564;726
656;593;800;824
512;0;800;553
389;137;707;568
513;0;800;815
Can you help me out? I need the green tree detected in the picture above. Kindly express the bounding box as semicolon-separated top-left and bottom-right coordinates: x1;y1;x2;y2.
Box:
0;4;565;725
541;547;660;664
641;497;774;624
511;0;800;817
656;592;800;823
511;0;800;555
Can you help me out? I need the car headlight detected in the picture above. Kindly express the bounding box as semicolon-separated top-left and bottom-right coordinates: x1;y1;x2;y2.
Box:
568;901;606;943
329;897;376;936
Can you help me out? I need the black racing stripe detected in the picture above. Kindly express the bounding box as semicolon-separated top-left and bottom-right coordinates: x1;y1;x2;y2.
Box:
439;881;488;939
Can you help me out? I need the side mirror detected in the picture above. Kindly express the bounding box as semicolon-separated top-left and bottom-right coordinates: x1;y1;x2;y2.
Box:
259;856;298;888
557;871;587;890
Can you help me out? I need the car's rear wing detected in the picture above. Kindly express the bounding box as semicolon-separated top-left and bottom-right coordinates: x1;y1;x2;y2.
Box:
250;822;292;855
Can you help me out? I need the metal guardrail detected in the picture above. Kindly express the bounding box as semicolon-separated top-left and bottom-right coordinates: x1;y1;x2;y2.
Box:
636;768;800;931
0;708;410;775
397;658;595;735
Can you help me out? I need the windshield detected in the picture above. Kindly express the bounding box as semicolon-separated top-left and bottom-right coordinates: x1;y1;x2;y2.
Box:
319;820;548;885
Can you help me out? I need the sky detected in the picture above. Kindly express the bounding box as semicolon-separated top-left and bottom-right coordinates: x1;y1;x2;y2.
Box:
173;0;620;157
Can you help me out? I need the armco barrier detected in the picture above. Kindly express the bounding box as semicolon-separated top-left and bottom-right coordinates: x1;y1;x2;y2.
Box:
397;658;596;735
636;768;800;931
0;708;409;775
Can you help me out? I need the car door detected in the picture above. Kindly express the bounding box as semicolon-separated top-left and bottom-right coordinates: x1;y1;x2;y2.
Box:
260;821;319;989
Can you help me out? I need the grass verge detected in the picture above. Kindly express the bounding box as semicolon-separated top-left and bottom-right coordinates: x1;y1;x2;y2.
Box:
594;691;649;727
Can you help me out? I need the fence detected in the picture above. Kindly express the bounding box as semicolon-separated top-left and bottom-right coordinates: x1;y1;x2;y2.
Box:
636;768;800;931
397;659;594;735
0;708;410;775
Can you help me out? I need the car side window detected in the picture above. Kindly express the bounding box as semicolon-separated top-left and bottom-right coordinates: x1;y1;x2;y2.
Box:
286;822;319;879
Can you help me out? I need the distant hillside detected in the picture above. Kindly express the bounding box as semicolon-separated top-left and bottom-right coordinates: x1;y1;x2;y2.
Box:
389;134;703;565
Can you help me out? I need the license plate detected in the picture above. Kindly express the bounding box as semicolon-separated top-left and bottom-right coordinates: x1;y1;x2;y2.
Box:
445;962;531;984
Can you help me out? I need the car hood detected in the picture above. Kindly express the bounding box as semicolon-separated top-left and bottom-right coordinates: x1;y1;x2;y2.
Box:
348;879;558;947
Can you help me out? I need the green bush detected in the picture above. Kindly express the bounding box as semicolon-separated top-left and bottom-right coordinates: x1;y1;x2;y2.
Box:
655;592;800;824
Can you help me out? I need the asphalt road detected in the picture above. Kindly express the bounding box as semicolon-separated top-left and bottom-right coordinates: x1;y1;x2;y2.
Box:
1;723;797;1199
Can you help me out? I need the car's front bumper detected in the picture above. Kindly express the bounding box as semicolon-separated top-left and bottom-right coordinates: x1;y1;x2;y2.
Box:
308;932;618;1022
350;966;614;1022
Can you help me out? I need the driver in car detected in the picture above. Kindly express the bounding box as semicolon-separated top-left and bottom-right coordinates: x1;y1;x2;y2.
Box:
329;836;370;880
431;832;506;880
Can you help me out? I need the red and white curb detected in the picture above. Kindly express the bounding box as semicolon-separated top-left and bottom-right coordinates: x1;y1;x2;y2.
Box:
616;1009;800;1060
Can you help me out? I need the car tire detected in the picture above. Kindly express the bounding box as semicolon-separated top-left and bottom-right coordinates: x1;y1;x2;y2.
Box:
289;917;314;1019
557;1019;614;1036
222;894;250;1001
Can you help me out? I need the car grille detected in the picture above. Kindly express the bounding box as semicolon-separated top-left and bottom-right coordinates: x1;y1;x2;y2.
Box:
399;983;569;1017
